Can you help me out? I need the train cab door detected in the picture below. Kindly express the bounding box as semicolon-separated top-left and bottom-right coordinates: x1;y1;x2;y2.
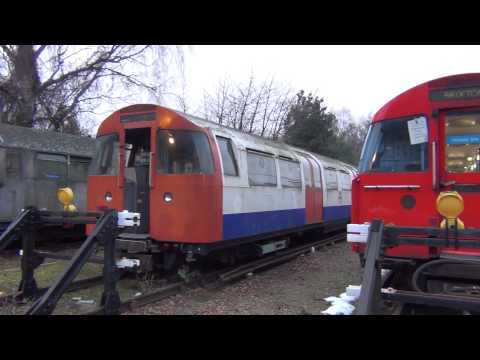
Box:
124;128;151;234
439;109;480;226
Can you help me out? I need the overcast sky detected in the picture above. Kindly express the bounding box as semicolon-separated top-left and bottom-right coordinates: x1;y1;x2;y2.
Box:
91;45;480;130
177;45;480;121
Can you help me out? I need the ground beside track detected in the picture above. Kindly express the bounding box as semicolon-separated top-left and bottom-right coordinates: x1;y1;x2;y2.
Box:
127;241;363;315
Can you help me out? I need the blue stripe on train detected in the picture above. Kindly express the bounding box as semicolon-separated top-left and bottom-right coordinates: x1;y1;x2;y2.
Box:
223;208;306;240
222;205;351;240
323;205;351;221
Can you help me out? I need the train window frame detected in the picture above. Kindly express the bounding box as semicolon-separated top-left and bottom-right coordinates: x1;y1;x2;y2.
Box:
216;136;239;177
246;149;277;187
278;157;302;189
0;148;6;185
325;167;339;190
444;109;480;174
35;152;68;183
358;114;430;174
68;156;91;182
5;148;21;178
156;129;215;175
89;133;120;176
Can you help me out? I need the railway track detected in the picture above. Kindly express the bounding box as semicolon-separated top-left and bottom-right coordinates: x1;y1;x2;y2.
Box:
87;232;346;315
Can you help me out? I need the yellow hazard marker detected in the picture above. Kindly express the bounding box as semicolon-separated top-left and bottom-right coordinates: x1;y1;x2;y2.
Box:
57;187;78;212
436;191;464;230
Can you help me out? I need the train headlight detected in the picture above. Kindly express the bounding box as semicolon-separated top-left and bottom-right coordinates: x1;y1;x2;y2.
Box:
105;192;113;202
164;192;173;203
436;191;464;219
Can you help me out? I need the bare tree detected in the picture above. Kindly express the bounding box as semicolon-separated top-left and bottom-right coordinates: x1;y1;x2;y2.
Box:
202;73;295;140
0;45;183;134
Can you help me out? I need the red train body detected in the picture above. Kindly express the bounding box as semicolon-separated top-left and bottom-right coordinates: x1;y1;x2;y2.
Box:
350;73;480;260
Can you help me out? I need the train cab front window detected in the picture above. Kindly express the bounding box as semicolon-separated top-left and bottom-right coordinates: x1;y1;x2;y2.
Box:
157;130;214;174
359;116;429;173
89;134;119;176
445;111;480;173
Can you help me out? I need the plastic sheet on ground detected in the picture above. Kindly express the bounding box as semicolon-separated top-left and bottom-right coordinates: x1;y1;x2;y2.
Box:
322;286;361;315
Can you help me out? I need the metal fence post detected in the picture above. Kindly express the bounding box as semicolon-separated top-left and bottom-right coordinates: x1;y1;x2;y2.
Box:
100;210;121;315
355;219;384;315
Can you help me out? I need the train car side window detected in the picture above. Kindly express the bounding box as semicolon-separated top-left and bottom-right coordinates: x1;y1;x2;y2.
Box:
157;130;214;174
445;111;480;172
325;167;339;190
69;156;91;182
6;149;21;178
35;153;67;183
339;170;352;190
216;136;239;176
278;158;302;188
359;116;429;173
247;150;277;187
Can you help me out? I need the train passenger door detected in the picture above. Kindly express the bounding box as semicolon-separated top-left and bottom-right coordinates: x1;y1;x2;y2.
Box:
124;128;151;234
306;155;323;223
440;109;480;226
299;155;315;224
324;166;340;221
337;169;352;219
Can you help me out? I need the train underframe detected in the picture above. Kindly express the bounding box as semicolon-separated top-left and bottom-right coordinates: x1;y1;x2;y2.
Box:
116;219;348;276
355;220;480;315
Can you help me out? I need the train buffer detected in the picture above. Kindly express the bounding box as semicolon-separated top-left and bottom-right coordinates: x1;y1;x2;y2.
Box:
0;207;140;315
354;219;480;315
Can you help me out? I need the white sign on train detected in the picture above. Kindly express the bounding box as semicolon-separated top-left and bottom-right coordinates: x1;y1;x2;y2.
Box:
407;116;428;145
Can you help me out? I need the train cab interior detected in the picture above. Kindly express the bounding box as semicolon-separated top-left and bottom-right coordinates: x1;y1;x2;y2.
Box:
124;128;151;234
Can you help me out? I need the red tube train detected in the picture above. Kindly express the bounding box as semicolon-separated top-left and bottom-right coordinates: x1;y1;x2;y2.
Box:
349;73;480;297
87;104;355;272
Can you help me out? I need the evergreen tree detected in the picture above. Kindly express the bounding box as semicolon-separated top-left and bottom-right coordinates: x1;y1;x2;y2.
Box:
284;90;342;159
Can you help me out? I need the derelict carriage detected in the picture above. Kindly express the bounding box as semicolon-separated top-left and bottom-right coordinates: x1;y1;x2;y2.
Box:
0;123;96;241
87;104;355;272
348;73;480;309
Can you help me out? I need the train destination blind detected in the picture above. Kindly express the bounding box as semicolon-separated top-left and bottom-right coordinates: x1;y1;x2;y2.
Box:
430;86;480;101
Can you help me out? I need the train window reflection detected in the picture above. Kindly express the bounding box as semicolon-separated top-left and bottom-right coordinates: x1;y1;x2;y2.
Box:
157;130;214;174
445;111;480;173
216;136;239;176
35;153;67;183
247;151;277;187
89;134;119;176
359;117;429;173
278;158;301;188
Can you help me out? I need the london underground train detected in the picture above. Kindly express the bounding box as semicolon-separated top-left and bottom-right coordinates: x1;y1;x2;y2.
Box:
348;73;480;297
87;104;355;270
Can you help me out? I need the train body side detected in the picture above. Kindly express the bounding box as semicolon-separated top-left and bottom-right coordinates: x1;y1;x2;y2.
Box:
87;105;355;247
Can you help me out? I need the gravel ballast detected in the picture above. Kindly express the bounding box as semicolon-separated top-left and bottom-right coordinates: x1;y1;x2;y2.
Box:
128;241;364;315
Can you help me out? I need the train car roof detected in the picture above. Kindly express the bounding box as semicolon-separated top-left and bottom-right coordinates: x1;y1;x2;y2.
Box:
0;123;96;157
374;73;480;122
175;110;356;170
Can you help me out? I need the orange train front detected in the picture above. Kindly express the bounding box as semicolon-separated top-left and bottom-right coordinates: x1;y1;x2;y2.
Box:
87;104;355;270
